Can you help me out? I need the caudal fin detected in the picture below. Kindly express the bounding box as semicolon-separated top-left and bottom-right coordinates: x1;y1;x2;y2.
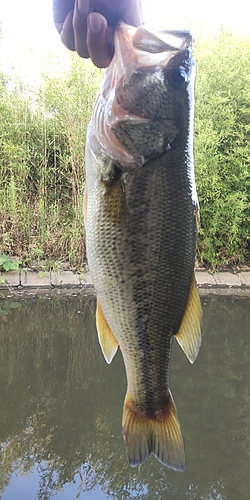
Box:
122;392;186;471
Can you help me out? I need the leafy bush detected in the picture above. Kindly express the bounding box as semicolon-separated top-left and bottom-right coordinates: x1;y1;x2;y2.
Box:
0;254;20;272
0;56;102;268
194;31;250;267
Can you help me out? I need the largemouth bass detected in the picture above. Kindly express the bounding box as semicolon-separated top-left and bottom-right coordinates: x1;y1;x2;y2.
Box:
84;23;202;471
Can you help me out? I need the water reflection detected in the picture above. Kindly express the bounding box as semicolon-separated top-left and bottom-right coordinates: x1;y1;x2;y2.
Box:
0;293;249;499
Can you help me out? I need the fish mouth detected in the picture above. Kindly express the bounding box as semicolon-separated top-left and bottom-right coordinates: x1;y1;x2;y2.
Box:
91;23;193;168
105;23;193;125
111;89;153;123
113;23;192;70
103;23;193;108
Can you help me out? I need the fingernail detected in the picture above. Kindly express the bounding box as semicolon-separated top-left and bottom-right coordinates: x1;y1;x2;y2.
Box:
77;0;90;15
88;13;103;34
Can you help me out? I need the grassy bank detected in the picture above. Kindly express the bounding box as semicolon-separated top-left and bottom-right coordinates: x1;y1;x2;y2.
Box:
0;56;101;270
0;31;249;271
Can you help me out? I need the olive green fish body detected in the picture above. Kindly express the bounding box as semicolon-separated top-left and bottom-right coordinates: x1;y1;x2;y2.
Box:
85;24;202;470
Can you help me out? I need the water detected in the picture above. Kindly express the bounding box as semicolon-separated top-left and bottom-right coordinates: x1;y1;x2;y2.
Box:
0;292;249;500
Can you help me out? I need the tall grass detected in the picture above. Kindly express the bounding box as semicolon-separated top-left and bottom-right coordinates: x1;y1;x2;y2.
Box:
0;56;102;268
194;31;250;268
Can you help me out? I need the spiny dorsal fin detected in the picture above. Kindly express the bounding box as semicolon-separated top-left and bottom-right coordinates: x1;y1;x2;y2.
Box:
175;274;202;364
122;391;186;471
96;301;118;364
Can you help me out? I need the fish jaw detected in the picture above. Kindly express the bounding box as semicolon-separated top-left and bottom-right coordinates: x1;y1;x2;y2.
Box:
88;24;195;170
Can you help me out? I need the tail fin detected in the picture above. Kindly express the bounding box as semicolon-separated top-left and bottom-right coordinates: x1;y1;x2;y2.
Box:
122;392;186;471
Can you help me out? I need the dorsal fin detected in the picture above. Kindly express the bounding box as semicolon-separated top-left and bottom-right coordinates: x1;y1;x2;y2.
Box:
96;301;119;364
175;274;202;363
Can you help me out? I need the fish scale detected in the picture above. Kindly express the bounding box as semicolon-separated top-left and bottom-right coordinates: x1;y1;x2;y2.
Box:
85;23;202;470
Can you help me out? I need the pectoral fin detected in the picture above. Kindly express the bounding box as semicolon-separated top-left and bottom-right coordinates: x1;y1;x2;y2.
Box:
175;274;202;364
96;301;118;364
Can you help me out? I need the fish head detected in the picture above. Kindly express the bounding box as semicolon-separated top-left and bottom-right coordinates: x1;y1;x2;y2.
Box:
90;24;195;169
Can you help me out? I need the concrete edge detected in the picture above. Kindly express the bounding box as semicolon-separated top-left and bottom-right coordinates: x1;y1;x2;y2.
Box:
1;270;250;294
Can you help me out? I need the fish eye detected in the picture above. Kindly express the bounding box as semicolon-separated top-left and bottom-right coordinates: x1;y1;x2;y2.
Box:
170;67;187;84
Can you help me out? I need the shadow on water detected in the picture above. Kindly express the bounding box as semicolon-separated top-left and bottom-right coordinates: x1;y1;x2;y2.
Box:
0;292;249;499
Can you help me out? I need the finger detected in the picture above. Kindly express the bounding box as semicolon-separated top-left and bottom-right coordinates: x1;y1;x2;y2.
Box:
60;10;75;50
120;0;143;27
54;22;64;34
53;0;75;24
93;0;143;28
87;13;112;68
73;0;92;58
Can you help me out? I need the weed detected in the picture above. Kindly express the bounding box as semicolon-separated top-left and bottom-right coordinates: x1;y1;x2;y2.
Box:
0;254;21;272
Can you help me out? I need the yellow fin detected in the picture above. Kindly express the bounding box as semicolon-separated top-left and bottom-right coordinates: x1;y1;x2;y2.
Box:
175;274;202;364
96;301;118;364
122;391;186;471
83;188;88;226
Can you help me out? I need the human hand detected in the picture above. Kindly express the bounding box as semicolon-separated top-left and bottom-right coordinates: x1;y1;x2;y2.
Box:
53;0;142;68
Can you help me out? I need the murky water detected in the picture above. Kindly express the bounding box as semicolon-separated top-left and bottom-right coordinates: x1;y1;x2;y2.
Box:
0;292;249;500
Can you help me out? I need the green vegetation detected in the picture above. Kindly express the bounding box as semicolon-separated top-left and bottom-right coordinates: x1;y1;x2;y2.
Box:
194;31;250;267
0;254;20;271
0;56;101;269
0;31;249;269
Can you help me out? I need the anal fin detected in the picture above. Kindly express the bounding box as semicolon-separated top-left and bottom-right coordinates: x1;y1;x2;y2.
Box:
96;301;118;364
175;274;202;364
122;391;186;471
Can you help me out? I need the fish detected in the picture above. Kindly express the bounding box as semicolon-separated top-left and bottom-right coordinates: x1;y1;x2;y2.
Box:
84;23;202;471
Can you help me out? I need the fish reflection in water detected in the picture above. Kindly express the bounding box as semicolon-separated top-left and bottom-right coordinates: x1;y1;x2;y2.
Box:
85;23;202;470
